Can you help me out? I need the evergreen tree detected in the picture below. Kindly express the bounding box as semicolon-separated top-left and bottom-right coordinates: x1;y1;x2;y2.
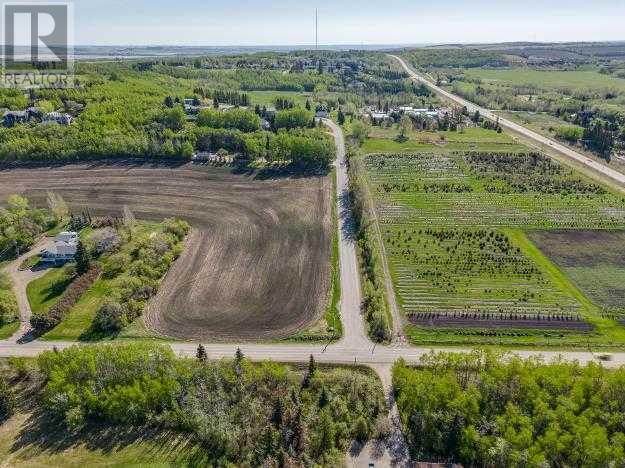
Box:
196;344;207;361
337;109;345;125
271;398;284;428
234;347;244;376
308;354;317;378
318;386;329;408
305;100;311;111
75;240;91;275
164;96;174;108
303;354;317;387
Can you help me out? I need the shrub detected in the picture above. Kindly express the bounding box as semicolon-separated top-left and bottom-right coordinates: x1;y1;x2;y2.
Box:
353;416;370;441
0;290;18;326
163;218;190;241
8;357;35;381
555;126;583;143
94;302;125;332
103;252;131;278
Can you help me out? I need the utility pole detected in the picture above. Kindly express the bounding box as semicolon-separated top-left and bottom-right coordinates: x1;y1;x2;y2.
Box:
315;8;318;50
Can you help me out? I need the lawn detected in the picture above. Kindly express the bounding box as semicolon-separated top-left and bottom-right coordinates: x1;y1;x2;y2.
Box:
0;321;19;340
0;410;213;467
463;68;625;92
247;90;311;108
18;255;41;271
362;126;528;154
42;278;113;341
26;267;72;315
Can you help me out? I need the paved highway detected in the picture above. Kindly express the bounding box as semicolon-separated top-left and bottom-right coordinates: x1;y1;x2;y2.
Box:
389;54;625;187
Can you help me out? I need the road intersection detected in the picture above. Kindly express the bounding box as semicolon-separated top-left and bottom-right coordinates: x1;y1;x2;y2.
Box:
1;119;625;466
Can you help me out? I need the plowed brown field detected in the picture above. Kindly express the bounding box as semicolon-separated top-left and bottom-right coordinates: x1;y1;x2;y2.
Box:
0;162;331;340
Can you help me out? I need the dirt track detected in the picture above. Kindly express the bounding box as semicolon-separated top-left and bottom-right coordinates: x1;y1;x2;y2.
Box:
0;162;331;340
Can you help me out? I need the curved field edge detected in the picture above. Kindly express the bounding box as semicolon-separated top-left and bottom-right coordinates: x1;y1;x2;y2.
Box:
0;163;332;342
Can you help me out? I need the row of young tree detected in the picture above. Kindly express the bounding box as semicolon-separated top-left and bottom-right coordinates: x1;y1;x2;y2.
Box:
394;350;625;467
347;148;392;342
26;343;387;466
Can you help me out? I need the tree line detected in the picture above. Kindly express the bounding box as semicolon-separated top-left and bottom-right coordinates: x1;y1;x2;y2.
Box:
19;343;388;466
394;350;625;466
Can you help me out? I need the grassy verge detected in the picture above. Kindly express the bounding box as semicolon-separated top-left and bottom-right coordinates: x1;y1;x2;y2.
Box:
286;168;342;342
0;410;215;467
325;167;342;335
18;255;40;271
0;321;19;340
26;267;71;315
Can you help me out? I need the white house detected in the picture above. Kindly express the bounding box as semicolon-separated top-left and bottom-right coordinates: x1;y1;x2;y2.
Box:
41;231;79;264
369;111;390;124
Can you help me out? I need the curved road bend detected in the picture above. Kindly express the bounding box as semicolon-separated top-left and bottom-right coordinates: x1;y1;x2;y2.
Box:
389;54;625;187
2;237;54;343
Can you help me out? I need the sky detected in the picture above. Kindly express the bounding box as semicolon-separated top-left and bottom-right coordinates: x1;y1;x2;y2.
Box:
70;0;625;46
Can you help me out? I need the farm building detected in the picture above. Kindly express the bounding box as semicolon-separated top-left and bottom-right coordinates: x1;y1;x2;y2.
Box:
41;231;79;264
369;111;390;123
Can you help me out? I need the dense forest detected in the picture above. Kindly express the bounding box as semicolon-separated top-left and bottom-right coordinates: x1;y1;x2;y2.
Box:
0;343;387;466
0;51;443;168
0;60;335;169
394;351;625;467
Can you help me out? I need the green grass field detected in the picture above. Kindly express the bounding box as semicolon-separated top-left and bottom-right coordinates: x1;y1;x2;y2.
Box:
0;321;19;340
528;230;625;314
360;129;625;348
463;67;625;92
26;268;72;315
41;279;112;341
0;410;216;467
247;90;311;108
362;126;529;154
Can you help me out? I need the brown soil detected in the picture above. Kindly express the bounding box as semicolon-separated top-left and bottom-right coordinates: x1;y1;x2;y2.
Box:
0;162;331;341
409;316;594;331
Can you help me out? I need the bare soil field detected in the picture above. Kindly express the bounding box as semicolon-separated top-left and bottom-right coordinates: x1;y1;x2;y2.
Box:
528;230;625;311
0;162;331;340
